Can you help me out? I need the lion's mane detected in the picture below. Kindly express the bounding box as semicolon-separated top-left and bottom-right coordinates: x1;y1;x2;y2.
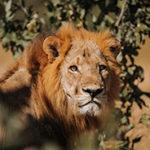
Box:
0;23;121;148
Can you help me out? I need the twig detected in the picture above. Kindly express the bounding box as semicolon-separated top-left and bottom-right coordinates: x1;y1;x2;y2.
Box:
115;0;128;27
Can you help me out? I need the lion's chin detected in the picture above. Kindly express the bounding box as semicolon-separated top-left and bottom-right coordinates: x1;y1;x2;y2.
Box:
79;103;101;116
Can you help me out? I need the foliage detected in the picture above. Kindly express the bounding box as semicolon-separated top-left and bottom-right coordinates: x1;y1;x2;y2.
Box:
0;0;43;57
0;0;150;149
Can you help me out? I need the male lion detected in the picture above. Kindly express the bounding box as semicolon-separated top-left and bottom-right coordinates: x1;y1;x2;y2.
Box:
0;23;121;149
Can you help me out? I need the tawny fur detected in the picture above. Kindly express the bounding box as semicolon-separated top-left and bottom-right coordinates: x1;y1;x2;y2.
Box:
0;23;121;149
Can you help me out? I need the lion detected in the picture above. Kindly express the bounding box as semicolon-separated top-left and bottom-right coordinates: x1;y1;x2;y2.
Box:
0;23;121;149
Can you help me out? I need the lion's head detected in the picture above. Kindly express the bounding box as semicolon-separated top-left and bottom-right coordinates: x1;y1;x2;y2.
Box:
60;40;111;116
30;23;121;131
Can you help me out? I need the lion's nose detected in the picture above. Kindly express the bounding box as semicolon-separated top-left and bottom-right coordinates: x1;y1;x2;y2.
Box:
82;87;103;98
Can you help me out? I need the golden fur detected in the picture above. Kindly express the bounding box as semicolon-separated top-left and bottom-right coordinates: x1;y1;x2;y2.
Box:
0;23;121;148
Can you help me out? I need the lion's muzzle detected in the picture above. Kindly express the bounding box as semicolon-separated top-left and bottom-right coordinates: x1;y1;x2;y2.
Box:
82;87;104;98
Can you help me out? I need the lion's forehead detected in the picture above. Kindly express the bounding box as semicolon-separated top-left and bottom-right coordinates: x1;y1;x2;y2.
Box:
72;40;100;50
65;40;103;62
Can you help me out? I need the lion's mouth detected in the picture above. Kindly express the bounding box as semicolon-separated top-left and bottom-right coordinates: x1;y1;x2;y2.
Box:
79;99;101;108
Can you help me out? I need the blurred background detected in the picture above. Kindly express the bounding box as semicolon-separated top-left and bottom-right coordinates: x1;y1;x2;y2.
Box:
0;0;150;149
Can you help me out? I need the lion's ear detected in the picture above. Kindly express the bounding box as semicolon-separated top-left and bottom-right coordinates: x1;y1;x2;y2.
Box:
109;39;121;58
43;36;61;60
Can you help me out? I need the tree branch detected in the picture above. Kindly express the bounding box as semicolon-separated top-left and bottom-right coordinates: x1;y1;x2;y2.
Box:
115;0;128;27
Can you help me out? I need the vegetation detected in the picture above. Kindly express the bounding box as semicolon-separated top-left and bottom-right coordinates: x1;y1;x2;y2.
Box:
0;0;150;149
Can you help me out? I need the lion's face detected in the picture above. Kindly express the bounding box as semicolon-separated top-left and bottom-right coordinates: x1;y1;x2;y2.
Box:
42;23;120;122
60;40;111;116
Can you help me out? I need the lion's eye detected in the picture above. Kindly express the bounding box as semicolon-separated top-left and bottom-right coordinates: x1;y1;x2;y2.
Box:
99;64;107;72
69;65;78;72
110;46;116;53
